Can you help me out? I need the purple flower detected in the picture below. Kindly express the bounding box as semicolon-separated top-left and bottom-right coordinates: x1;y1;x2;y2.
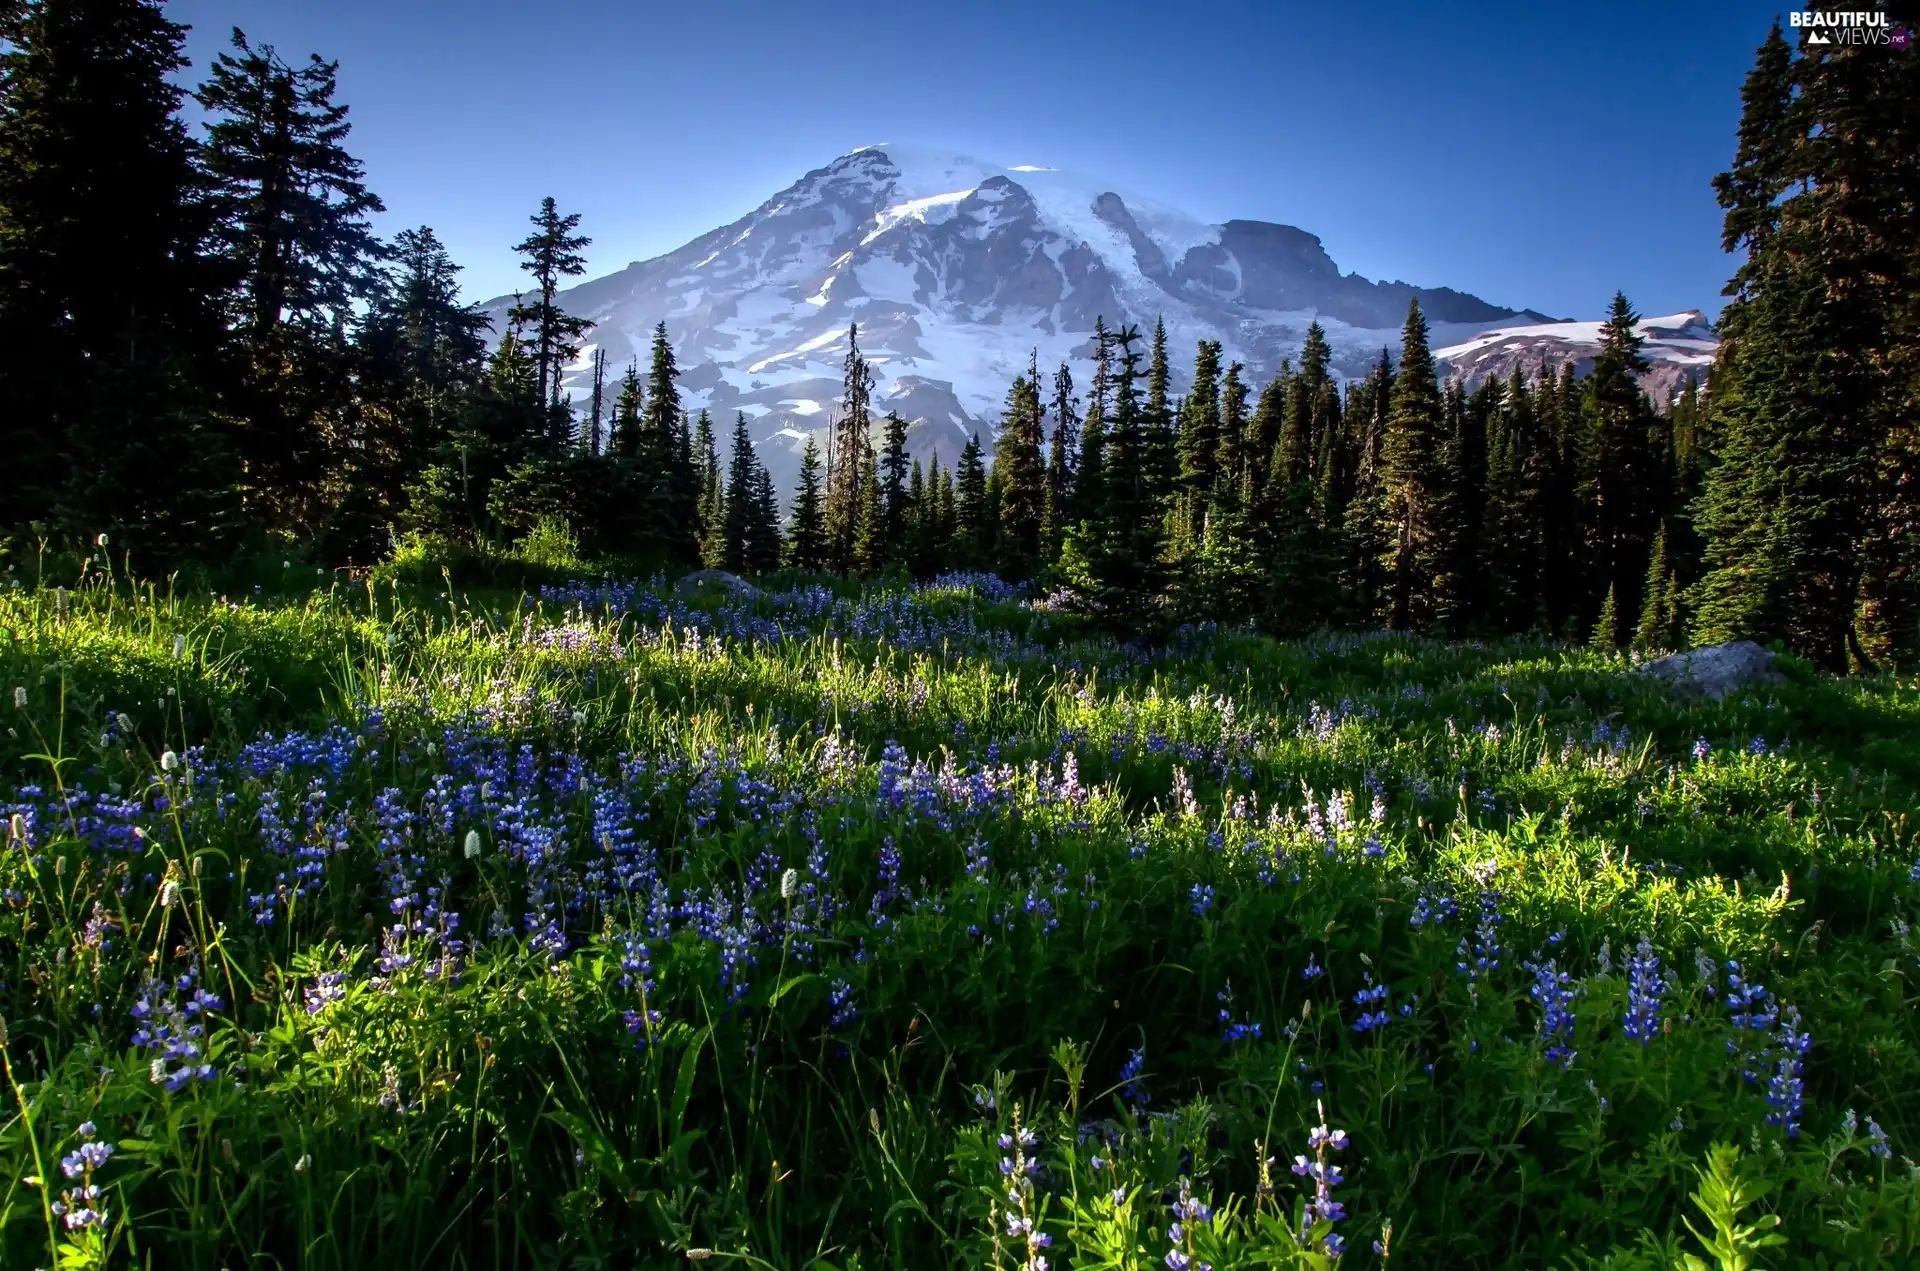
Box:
1119;1045;1151;1108
1622;937;1667;1046
1350;975;1391;1033
1217;982;1262;1043
1291;1106;1349;1255
1526;957;1578;1068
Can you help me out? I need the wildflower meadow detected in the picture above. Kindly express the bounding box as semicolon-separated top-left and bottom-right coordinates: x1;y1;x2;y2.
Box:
1;558;1917;1269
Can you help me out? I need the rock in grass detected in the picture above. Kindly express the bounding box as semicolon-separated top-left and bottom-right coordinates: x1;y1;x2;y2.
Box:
1637;641;1783;701
675;569;760;599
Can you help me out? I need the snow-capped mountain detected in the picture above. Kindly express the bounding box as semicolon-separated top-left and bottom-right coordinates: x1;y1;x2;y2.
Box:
1433;311;1718;403
485;143;1715;492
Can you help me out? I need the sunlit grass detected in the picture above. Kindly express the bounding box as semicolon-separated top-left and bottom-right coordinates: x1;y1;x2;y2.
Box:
1;561;1917;1269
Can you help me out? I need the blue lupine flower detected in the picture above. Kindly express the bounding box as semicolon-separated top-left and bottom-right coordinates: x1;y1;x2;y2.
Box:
827;978;858;1030
1525;958;1578;1068
1456;890;1504;995
1765;1005;1811;1138
1622;937;1666;1046
1119;1046;1150;1108
1189;883;1215;918
1217;983;1262;1043
53;1122;114;1232
1165;1177;1213;1271
1290;1107;1349;1255
1351;974;1391;1033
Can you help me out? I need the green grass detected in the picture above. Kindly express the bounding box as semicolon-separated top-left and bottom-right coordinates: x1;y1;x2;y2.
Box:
1;561;1917;1269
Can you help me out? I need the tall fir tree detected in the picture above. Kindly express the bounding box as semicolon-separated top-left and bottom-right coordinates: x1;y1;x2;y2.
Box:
1338;352;1396;627
823;323;873;574
0;0;236;554
853;440;885;575
878;410;910;562
1075;317;1111;523
1380;299;1447;631
786;435;827;572
745;459;782;575
342;226;489;559
695;409;724;565
1578;292;1659;646
954;433;988;569
636;323;698;563
992;366;1047;579
1691;22;1914;669
195;28;386;533
1043;361;1080;560
507;198;592;412
720;410;758;572
1633;522;1681;651
1143;316;1178;512
1175;339;1224;539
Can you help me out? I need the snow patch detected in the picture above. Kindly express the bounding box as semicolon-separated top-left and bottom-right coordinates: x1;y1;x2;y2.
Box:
862;189;976;245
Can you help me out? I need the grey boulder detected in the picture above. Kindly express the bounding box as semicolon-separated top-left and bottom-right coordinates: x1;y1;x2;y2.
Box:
675;569;760;599
1637;641;1784;700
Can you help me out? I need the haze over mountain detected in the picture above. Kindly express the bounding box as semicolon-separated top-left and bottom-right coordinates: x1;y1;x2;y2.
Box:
483;143;1716;492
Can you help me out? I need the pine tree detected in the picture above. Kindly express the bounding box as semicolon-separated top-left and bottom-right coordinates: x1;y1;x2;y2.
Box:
585;346;608;455
955;433;988;568
1339;350;1396;627
1478;368;1550;632
1043;361;1080;559
745;460;782;575
506;198;592;411
853;440;885;575
1590;583;1621;651
993;367;1047;578
355;227;491;548
695;410;724;565
1175;339;1224;537
195;27;387;533
905;460;928;577
1690;22;1912;669
1062;323;1162;625
931;456;958;573
1433;377;1490;632
786;435;827;572
1075;317;1111;522
720;411;756;572
879;409;910;560
1143;317;1178;510
1578;292;1659;639
340;226;489;559
1633;522;1680;651
823;323;873;573
636;323;699;562
1380;299;1446;631
0;0;236;554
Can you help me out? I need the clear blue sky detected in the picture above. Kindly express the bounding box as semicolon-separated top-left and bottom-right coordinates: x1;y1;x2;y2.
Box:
166;0;1778;321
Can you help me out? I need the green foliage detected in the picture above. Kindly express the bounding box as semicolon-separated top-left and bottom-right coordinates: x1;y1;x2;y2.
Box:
1677;1145;1783;1271
1;567;1917;1268
513;515;582;570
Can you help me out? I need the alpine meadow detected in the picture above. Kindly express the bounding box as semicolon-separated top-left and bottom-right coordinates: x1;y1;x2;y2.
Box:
2;4;1920;1269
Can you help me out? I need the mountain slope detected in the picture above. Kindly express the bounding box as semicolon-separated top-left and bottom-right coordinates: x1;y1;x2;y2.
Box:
484;144;1714;493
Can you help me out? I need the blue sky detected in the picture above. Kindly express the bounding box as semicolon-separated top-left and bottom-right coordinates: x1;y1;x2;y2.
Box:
166;0;1778;321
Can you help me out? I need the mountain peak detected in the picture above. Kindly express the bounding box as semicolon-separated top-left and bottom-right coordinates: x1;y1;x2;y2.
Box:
480;144;1714;501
